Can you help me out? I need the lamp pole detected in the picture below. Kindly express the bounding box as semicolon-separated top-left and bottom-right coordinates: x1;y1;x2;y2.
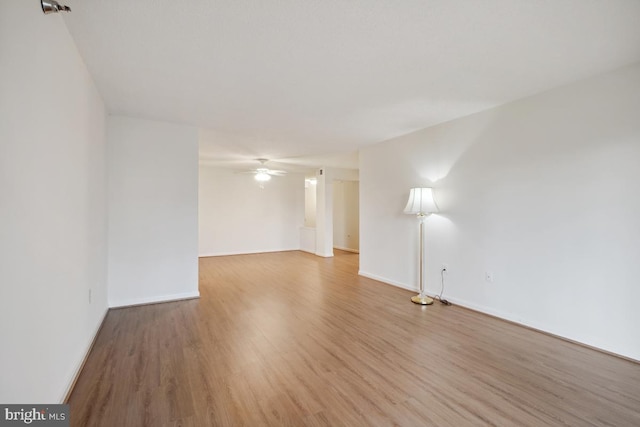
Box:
404;187;438;305
411;213;434;305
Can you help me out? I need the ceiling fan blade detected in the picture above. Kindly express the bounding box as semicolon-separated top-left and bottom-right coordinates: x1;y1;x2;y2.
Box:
267;169;287;176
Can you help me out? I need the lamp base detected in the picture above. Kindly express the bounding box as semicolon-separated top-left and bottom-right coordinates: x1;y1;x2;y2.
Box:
411;295;434;305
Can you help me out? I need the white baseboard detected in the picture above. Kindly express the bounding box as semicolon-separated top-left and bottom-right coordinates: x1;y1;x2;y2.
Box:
109;290;200;308
315;250;334;258
61;307;108;403
359;270;535;324
359;271;640;363
361;270;536;323
334;246;360;253
358;270;420;292
199;248;299;258
438;294;529;326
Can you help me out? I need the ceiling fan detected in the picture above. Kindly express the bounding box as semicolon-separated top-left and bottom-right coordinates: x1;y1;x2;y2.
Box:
240;159;287;185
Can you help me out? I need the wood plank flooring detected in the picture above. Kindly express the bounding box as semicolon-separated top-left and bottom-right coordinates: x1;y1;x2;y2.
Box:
68;250;640;426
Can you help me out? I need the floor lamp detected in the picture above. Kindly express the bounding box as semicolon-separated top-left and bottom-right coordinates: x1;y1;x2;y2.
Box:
404;188;439;305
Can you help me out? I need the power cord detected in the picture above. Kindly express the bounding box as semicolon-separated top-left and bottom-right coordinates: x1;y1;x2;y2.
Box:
433;268;452;306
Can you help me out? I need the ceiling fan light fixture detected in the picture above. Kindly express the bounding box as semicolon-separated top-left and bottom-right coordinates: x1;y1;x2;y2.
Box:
255;172;271;182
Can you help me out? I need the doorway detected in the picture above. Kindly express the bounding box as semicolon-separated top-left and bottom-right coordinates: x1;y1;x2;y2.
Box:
333;180;359;253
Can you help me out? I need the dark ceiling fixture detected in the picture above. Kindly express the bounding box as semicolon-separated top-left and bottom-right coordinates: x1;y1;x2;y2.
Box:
41;0;71;14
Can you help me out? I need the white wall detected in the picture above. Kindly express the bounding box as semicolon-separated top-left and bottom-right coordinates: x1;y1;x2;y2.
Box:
304;180;317;227
108;116;199;307
333;181;360;252
299;226;316;254
199;166;304;256
315;168;334;257
0;2;108;403
360;63;640;361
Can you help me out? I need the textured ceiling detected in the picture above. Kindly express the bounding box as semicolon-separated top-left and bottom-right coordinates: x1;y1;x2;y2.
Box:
63;0;640;170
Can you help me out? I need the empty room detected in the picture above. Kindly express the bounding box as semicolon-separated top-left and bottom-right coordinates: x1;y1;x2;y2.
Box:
1;1;640;426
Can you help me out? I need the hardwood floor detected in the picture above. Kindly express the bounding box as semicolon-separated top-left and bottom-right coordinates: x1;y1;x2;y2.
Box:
68;250;640;426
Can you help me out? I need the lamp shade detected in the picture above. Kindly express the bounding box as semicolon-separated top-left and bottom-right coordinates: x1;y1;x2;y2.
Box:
404;187;438;215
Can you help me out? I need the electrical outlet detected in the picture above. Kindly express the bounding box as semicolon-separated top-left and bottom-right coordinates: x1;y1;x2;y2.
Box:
485;271;494;283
